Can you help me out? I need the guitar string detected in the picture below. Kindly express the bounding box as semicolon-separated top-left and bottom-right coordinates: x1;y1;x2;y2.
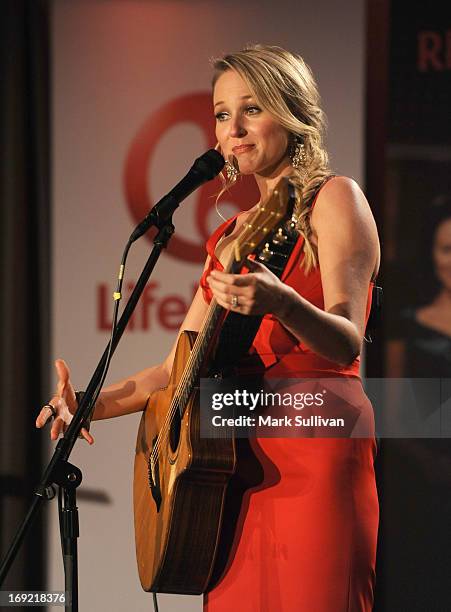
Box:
147;221;260;466
148;199;288;469
148;193;288;469
147;256;239;467
148;202;292;467
147;218;269;466
148;225;293;468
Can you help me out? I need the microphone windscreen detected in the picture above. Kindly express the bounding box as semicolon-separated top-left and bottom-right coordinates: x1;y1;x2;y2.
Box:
193;149;225;180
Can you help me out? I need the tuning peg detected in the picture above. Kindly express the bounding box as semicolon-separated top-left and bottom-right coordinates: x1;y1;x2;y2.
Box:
272;228;288;245
283;216;298;233
258;243;274;262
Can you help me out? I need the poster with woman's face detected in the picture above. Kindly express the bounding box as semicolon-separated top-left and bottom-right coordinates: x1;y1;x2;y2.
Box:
378;4;451;610
384;4;451;378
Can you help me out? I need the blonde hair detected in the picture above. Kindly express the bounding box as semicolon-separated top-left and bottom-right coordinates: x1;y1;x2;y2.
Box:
211;44;332;273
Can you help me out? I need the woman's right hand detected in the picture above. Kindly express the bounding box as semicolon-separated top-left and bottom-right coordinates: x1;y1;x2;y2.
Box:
35;359;94;444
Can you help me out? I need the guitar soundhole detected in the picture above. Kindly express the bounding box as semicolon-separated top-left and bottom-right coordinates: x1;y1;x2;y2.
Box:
169;409;181;454
148;435;162;510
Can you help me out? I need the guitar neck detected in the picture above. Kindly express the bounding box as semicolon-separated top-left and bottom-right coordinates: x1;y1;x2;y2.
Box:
174;177;296;415
175;280;232;417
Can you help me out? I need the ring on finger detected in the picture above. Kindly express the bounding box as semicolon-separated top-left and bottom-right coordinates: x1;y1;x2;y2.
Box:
231;295;238;308
43;404;57;419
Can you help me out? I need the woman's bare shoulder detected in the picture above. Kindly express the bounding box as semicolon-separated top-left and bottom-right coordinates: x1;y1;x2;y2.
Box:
310;175;380;280
310;176;376;240
313;176;368;213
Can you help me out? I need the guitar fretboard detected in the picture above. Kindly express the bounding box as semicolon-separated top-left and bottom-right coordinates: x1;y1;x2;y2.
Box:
172;178;296;419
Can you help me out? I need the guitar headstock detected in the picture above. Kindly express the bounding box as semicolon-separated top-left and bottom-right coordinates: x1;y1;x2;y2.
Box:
228;177;298;270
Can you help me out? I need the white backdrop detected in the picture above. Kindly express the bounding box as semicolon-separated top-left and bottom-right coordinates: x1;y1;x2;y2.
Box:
50;1;365;610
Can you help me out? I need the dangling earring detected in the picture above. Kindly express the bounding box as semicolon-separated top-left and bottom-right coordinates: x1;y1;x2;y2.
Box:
225;159;239;181
290;136;306;169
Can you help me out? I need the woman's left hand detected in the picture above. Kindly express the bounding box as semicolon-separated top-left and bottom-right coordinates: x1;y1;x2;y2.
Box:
207;257;292;317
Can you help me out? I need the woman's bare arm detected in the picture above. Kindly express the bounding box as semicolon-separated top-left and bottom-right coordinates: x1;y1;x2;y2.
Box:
36;260;211;439
276;177;380;365
207;177;380;366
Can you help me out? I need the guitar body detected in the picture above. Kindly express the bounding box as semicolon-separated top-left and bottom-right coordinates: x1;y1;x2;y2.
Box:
134;330;236;595
133;178;298;595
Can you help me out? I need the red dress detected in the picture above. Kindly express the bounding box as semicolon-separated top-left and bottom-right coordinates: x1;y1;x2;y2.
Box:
199;184;379;612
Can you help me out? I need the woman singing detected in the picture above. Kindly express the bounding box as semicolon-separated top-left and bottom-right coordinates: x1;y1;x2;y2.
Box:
36;45;380;611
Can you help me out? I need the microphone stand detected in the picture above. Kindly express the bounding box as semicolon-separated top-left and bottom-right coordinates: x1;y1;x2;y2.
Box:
0;219;175;611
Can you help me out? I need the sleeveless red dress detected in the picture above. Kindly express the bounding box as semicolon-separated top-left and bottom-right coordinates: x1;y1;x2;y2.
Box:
199;182;379;612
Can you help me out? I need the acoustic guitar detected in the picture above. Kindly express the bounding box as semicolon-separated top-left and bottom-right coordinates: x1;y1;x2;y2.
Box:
134;177;297;595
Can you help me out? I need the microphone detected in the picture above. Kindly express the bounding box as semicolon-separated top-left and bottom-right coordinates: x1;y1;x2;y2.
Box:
130;149;225;242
